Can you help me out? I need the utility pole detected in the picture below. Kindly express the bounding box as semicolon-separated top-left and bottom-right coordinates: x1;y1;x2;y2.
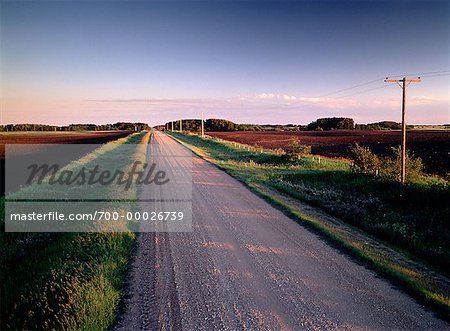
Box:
201;111;205;137
384;76;421;184
179;119;182;132
171;121;174;131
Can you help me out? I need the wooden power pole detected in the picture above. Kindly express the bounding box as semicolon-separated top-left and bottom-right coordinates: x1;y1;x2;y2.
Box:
201;112;205;137
384;77;421;184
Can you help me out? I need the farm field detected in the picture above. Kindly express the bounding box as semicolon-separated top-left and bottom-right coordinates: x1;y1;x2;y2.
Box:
0;131;132;159
207;130;450;175
0;131;134;194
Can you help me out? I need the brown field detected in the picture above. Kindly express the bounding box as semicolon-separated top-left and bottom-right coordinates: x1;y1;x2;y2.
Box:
0;131;132;159
207;130;450;175
0;131;132;194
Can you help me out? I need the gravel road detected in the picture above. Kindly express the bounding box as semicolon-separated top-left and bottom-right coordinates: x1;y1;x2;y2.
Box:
115;130;448;331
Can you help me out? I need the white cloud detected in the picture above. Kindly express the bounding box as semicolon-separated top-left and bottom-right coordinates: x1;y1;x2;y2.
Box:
298;96;321;103
283;94;296;101
255;93;276;100
252;92;359;108
409;95;440;105
255;93;297;101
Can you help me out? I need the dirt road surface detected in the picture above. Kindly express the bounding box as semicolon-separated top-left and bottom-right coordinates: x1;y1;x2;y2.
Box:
116;130;447;330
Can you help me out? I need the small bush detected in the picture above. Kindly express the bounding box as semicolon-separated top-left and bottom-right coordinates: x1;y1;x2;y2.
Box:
274;148;285;155
286;138;311;160
444;172;450;182
349;143;380;174
380;146;424;182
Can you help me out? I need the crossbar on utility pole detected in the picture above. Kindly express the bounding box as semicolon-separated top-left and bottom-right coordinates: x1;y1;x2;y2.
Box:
384;77;421;184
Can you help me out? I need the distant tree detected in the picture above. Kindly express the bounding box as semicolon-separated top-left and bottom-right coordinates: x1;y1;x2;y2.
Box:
355;121;401;131
206;119;237;131
307;117;354;130
0;122;149;132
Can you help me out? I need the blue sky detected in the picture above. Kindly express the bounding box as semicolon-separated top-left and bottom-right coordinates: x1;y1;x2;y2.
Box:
1;0;449;125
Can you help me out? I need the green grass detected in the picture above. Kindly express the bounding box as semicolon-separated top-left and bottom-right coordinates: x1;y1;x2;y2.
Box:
168;131;450;317
269;171;450;270
1;131;150;330
1;231;135;330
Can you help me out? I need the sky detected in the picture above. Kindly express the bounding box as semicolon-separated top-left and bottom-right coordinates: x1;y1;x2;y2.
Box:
1;0;449;126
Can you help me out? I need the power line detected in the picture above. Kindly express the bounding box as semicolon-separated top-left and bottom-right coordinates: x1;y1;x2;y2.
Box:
388;70;450;78
316;70;449;99
332;85;389;99
326;72;448;101
316;78;382;97
331;73;448;100
417;73;450;78
294;69;449;103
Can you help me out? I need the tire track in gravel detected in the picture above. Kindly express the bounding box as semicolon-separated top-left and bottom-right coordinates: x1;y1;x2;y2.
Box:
115;133;182;331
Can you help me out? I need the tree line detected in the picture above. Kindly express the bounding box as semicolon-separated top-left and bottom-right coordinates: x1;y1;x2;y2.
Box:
163;117;406;132
0;122;150;132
